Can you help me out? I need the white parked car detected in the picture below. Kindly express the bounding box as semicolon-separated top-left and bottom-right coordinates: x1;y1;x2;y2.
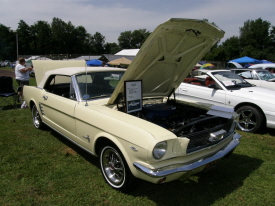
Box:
249;63;275;72
230;68;275;90
23;19;241;192
176;70;275;133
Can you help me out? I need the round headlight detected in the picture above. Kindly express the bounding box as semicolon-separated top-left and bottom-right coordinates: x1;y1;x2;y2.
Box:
153;141;167;159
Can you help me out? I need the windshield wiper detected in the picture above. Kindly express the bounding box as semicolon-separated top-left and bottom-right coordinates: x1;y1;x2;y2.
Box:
88;95;110;99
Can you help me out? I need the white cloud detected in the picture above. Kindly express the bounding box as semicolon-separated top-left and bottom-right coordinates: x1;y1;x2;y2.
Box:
1;0;274;43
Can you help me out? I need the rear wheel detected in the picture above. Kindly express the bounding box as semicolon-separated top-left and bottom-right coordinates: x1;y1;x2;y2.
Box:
236;106;264;133
100;144;136;192
32;104;44;129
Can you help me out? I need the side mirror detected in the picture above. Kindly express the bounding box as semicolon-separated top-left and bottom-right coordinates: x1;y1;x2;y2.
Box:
208;84;217;89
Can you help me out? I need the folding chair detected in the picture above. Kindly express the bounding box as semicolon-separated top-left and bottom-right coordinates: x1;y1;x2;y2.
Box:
0;76;17;109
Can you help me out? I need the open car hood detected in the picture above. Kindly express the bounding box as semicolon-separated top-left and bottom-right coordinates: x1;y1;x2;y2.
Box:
108;18;224;105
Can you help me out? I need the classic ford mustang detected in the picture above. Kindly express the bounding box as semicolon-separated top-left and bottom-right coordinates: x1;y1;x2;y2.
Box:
23;18;241;192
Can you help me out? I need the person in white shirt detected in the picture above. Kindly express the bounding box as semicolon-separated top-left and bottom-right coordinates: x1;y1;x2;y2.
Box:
15;58;33;105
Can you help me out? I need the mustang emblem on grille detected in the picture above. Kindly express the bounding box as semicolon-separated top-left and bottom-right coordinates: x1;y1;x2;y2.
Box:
209;129;226;142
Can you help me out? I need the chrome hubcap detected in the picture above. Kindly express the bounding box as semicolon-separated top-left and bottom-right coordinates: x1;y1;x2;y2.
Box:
102;148;124;186
32;107;40;128
238;109;256;132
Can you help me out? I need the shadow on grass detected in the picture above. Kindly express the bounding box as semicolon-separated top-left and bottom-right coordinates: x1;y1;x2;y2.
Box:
49;130;262;206
264;128;275;136
0;103;20;110
130;154;263;206
49;130;100;167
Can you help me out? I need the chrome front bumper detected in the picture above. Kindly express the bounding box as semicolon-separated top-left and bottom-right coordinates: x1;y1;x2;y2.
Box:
133;132;241;178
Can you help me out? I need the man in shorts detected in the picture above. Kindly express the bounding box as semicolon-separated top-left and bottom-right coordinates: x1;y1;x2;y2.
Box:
15;58;33;106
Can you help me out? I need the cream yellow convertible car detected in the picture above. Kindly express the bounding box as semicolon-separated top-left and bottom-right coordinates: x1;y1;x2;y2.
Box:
23;18;241;192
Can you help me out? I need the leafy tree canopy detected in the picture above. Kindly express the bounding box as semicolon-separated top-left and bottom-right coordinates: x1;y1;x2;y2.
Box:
118;29;151;49
204;18;275;62
1;17;274;62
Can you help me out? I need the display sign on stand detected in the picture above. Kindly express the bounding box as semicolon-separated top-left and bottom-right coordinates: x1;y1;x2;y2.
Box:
124;80;142;113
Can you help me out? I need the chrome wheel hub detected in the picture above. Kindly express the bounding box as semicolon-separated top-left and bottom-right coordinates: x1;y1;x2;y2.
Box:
238;110;256;132
102;148;124;186
32;106;41;128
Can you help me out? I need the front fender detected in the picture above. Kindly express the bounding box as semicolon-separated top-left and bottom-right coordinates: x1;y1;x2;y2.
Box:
93;133;149;176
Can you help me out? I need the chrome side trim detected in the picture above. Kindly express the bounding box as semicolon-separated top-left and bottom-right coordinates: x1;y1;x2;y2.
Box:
133;132;241;178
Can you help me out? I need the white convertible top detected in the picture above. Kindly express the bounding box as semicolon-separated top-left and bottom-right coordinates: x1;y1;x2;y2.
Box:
37;66;125;88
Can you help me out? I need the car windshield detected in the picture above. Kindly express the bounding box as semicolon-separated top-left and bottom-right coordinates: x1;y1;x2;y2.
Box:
212;71;253;89
76;71;125;100
255;70;275;81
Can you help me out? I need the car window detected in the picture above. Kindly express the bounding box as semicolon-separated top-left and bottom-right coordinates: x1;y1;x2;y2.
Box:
44;75;75;99
183;75;223;89
256;70;275;81
212;71;252;89
233;70;255;79
76;71;124;100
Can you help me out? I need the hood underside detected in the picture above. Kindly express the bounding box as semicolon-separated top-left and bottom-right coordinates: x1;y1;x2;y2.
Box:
108;18;224;105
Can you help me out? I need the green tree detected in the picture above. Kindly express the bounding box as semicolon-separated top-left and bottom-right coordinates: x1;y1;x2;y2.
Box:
85;33;96;54
104;42;120;54
202;19;223;60
0;24;16;60
29;21;52;55
239;18;272;59
92;32;105;54
2;17;274;62
204;45;226;61
16;20;32;55
118;31;132;49
51;18;90;54
131;29;151;48
72;26;89;53
51;17;72;54
266;26;275;61
221;36;240;60
64;21;77;54
118;29;151;49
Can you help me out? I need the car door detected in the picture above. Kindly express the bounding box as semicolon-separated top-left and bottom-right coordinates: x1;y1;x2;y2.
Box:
39;75;77;139
176;82;226;107
245;71;263;87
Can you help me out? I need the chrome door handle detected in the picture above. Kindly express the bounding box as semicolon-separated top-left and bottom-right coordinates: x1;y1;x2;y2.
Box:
180;88;188;92
42;95;48;100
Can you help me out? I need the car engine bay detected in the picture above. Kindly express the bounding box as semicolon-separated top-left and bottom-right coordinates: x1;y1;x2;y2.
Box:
122;99;235;153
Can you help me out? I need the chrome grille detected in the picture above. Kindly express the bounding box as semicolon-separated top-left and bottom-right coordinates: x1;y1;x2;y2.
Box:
185;119;234;153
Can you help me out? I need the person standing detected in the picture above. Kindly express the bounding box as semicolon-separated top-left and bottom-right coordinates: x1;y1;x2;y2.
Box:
15;58;33;107
102;62;108;67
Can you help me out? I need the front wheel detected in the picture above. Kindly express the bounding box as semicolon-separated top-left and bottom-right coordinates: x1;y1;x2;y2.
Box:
100;145;136;192
236;106;264;133
32;104;44;129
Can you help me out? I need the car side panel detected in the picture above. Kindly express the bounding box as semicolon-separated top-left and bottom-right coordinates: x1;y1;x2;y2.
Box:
246;79;275;90
245;79;262;87
38;91;77;139
176;83;226;106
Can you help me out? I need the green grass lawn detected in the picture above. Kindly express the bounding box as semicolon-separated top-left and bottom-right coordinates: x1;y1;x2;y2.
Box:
1;112;275;206
1;68;275;205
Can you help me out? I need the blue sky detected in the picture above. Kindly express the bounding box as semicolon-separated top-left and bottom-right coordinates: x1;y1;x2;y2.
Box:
1;0;275;43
